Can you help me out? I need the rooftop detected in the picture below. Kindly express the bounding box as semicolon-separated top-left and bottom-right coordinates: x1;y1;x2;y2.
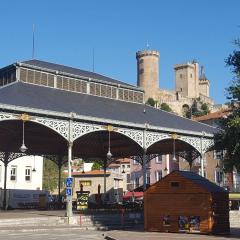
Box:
0;82;217;135
20;59;136;89
193;110;229;122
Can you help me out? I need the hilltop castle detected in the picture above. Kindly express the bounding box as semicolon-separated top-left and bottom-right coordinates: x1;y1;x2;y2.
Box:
136;49;214;115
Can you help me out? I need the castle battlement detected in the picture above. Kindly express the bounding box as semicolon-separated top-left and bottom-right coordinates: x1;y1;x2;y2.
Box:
136;50;160;59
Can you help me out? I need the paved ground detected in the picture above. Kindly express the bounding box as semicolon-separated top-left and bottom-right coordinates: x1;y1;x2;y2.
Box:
0;209;66;219
105;228;240;240
0;228;105;240
1;210;240;240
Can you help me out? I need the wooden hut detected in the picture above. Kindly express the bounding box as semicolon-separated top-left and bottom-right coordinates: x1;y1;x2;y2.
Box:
144;171;229;234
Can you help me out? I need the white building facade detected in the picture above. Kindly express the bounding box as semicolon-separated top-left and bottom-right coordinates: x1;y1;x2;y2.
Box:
0;156;43;190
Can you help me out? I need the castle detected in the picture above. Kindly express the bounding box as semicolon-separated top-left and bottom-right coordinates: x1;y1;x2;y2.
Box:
136;49;214;115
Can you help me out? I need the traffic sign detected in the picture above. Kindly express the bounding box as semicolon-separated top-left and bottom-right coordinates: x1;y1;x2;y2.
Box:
66;177;73;187
66;187;72;196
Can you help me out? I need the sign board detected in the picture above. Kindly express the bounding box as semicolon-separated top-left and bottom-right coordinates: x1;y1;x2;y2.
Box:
66;188;72;196
66;177;73;187
76;191;90;210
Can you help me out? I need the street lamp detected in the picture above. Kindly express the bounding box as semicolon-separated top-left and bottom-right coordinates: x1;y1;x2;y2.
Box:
106;129;112;160
32;155;36;172
20;120;27;153
172;133;177;161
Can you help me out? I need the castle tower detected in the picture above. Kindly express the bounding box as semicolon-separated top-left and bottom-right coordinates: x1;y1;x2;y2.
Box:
174;61;199;99
199;66;210;97
136;50;160;101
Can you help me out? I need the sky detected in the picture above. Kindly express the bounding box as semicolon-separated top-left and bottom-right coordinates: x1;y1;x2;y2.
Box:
0;0;239;104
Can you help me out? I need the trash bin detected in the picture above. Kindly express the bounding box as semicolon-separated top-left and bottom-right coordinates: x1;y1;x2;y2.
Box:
39;193;48;210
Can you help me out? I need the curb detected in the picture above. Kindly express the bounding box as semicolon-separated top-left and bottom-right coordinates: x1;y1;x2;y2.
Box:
104;236;117;240
0;226;108;233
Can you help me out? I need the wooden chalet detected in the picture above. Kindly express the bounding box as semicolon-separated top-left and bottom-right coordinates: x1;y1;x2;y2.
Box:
144;171;229;234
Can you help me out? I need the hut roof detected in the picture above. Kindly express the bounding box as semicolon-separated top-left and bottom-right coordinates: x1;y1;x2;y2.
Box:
177;171;227;193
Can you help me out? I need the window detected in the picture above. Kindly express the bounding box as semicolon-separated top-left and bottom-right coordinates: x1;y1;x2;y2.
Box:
126;174;131;183
215;170;223;184
127;164;130;169
25;167;31;181
114;179;120;189
170;181;180;187
10;166;17;181
190;73;193;78
155;170;162;181
146;172;150;185
180;74;183;78
155;155;162;163
79;180;92;186
135;177;139;188
214;150;223;160
163;215;171;226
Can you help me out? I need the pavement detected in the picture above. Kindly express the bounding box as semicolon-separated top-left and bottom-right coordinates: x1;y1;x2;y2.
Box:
105;228;240;240
0;210;240;240
0;209;66;219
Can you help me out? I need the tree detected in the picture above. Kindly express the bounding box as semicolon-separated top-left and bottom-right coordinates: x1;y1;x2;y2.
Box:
214;39;240;172
160;102;172;112
146;97;156;107
191;102;210;118
42;158;64;193
92;161;102;170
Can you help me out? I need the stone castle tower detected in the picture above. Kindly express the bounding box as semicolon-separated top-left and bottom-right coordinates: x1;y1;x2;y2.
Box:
174;61;199;98
136;50;160;100
136;49;213;115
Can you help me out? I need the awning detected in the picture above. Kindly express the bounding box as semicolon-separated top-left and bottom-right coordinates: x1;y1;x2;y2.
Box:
123;191;143;200
229;193;240;200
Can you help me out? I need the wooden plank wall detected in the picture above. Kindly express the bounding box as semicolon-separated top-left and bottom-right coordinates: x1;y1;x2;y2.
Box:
144;172;229;234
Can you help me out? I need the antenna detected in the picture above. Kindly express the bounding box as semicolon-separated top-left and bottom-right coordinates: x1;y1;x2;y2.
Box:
146;40;150;50
92;48;95;73
32;24;35;59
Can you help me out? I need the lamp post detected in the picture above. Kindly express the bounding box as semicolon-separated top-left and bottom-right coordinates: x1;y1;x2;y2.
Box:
20;119;27;153
104;125;113;198
172;133;177;162
32;155;36;172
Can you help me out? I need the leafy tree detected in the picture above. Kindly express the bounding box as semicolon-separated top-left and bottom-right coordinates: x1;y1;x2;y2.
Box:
92;161;102;170
146;97;156;107
191;102;210;117
160;102;172;112
214;39;240;172
42;158;64;193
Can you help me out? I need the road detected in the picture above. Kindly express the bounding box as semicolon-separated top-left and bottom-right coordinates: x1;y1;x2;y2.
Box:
0;228;106;240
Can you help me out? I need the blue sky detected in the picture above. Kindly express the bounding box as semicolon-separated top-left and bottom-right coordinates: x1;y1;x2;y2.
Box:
0;0;239;104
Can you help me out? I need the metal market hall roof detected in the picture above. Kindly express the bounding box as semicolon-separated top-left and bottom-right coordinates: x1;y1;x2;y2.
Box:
0;81;216;135
22;59;136;88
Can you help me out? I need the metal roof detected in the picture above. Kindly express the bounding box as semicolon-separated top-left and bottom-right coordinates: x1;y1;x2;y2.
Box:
177;171;227;193
0;82;217;135
21;59;136;89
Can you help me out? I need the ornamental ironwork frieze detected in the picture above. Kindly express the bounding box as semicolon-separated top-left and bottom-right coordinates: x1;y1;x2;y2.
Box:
116;128;143;147
178;135;201;153
33;117;69;140
145;132;170;149
0;152;27;164
202;138;214;153
72;122;103;141
0;112;18;121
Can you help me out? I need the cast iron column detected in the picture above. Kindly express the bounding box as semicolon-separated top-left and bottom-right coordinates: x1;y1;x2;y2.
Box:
3;153;9;210
142;126;147;191
66;115;73;218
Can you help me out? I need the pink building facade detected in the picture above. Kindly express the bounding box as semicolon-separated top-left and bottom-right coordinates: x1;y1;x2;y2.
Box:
130;154;179;189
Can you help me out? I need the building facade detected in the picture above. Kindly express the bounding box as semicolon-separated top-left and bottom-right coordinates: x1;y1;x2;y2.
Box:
0;156;43;190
